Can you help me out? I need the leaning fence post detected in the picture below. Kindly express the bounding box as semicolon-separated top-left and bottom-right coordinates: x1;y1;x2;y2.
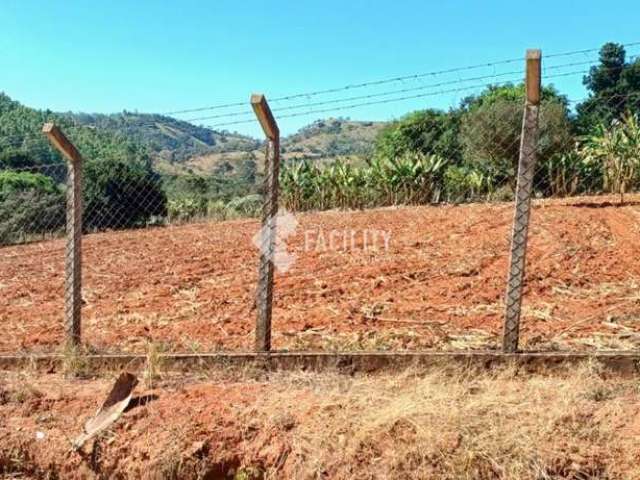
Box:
251;94;280;352
502;49;541;353
42;123;83;347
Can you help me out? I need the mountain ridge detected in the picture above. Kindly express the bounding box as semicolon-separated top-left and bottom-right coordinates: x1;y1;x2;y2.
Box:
1;93;387;176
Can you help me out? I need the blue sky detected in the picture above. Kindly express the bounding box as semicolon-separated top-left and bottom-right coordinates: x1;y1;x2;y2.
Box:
2;0;639;137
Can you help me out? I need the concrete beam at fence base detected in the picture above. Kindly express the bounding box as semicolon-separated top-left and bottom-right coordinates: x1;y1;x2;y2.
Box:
1;351;640;376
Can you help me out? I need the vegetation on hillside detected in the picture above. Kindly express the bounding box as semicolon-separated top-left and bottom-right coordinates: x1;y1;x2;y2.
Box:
0;94;265;243
0;170;65;244
282;118;384;160
68;111;259;165
280;42;640;212
0;93;168;242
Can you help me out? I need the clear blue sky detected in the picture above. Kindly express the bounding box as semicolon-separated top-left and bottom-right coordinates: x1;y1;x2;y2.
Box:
2;0;639;137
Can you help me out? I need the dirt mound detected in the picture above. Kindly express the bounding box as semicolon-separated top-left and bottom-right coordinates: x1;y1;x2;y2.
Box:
1;195;639;354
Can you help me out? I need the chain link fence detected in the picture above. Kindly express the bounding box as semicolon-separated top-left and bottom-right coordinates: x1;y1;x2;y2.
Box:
1;48;640;355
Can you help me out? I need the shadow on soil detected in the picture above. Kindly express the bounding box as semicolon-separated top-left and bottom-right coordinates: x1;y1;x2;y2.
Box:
564;200;640;208
125;393;159;412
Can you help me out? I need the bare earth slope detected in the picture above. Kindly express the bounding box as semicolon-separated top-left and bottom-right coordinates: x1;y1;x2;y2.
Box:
2;195;640;354
1;365;640;479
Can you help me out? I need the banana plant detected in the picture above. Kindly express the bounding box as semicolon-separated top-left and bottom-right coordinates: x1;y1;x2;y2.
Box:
582;113;640;204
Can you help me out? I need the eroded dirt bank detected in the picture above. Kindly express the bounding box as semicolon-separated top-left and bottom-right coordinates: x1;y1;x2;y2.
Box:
1;364;640;479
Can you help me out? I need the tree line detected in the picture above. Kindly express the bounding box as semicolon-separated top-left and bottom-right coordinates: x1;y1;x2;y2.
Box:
280;43;640;211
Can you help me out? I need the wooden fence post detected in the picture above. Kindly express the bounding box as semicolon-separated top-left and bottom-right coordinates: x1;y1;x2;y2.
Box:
42;123;83;347
251;94;280;352
502;50;542;353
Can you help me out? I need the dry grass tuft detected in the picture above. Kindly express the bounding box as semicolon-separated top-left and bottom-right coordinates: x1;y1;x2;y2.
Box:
143;341;166;388
61;342;90;378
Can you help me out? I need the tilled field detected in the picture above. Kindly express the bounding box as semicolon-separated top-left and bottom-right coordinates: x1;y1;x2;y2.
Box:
2;195;640;354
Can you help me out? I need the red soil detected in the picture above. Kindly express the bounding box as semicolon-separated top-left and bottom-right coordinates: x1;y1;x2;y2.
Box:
1;368;640;479
2;195;640;354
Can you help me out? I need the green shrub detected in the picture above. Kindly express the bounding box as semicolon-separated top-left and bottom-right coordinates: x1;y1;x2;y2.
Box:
167;197;207;223
374;109;461;162
0;171;65;244
83;158;167;230
0;170;59;197
537;151;601;197
581;113;640;202
371;153;448;205
227;194;263;217
443;166;492;202
207;199;232;221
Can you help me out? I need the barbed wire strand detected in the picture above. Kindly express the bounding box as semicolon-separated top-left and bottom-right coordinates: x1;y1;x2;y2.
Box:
165;41;640;116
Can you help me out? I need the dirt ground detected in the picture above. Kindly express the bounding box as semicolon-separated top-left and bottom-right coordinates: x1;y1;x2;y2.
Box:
1;363;640;479
2;195;640;354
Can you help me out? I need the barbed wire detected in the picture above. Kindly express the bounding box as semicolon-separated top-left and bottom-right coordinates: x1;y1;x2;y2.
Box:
204;68;635;130
185;55;640;124
545;41;640;58
543;54;640;74
204;80;522;129
566;91;640;104
185;70;528;123
164;41;640;116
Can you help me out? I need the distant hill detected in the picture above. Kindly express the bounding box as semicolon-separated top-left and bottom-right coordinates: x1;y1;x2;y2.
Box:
1;92;387;177
67;112;260;173
282;118;385;163
0;93;151;171
172;117;387;174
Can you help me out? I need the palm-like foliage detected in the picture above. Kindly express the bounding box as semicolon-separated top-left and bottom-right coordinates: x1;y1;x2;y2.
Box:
582;113;640;203
542;151;593;197
372;153;448;205
280;154;448;211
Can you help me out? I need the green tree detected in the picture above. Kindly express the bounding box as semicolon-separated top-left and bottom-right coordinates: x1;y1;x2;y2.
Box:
0;147;34;170
0;171;65;244
576;43;640;132
374;109;461;162
459;84;573;188
237;156;257;184
84;158;167;230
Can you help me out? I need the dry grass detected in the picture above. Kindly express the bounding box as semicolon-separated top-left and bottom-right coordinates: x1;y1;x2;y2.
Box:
232;363;640;479
143;341;166;388
278;327;498;352
60;342;91;378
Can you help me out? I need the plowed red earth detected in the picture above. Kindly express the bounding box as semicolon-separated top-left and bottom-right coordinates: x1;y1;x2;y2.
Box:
2;195;640;354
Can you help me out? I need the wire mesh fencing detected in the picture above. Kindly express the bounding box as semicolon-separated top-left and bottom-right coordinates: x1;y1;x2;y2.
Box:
521;87;640;351
1;45;639;355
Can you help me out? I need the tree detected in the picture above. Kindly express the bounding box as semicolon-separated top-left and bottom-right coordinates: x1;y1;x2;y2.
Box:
83;158;167;230
374;109;461;163
0;147;34;170
0;171;65;244
576;43;640;132
459;84;573;188
237;156;257;184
